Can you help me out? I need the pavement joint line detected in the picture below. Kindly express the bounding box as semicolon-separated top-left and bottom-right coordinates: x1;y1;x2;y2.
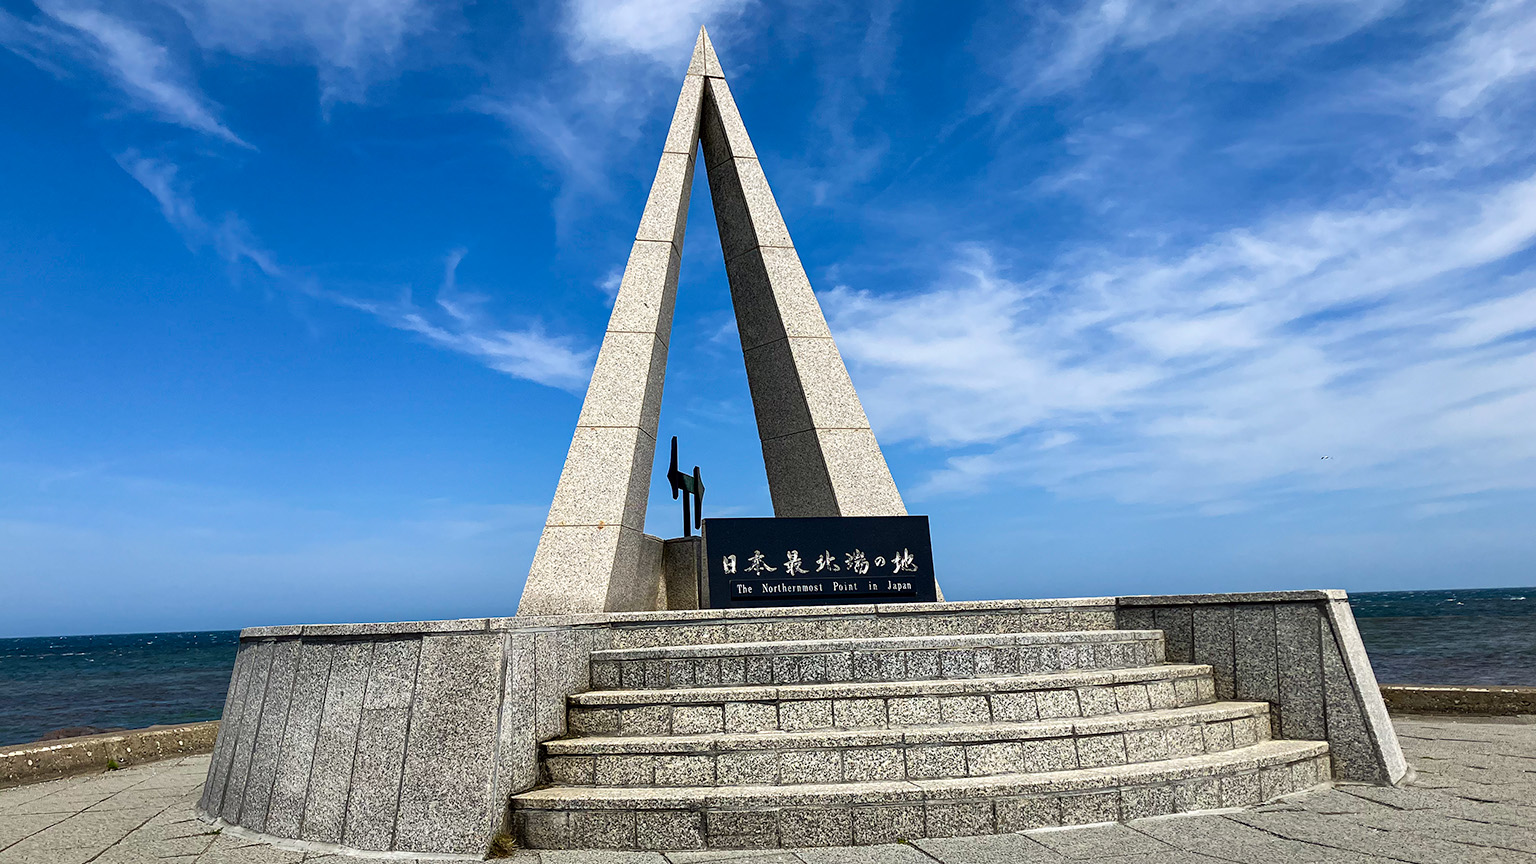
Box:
1218;812;1406;863
204;816;483;861
1122;820;1249;864
1338;786;1418;812
1234;805;1523;860
1389;817;1536;856
80;796;186;864
903;841;944;863
1022;820;1117;833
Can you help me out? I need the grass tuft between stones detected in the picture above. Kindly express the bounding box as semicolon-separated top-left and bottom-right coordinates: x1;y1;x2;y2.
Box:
485;832;519;859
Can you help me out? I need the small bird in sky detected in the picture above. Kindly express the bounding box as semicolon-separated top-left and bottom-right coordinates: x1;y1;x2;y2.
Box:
1321;456;1332;460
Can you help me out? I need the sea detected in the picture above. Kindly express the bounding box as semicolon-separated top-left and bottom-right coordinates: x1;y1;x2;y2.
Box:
1;587;1533;747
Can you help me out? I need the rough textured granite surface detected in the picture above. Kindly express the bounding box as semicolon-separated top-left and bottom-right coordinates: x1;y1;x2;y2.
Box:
1116;593;1408;785
392;634;504;855
661;537;702;610
264;640;331;839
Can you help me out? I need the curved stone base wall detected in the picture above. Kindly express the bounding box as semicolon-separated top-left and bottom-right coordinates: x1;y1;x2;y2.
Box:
199;593;1403;855
1116;590;1408;785
197;599;1114;856
197;624;542;856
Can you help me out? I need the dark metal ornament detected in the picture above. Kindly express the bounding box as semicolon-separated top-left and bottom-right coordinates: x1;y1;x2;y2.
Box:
667;436;705;537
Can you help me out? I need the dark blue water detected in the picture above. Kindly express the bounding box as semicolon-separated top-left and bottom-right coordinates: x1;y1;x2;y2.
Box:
1;588;1533;746
1350;587;1536;689
0;631;238;747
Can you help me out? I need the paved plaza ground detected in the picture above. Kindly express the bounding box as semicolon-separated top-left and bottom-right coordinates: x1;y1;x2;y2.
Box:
2;716;1532;864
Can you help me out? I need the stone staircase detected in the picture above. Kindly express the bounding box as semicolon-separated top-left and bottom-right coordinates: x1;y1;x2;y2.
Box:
510;608;1331;851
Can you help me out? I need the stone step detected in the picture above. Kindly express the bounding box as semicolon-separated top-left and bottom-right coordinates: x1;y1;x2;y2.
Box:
544;701;1272;787
567;664;1218;737
590;630;1165;690
511;739;1331;850
602;598;1119;650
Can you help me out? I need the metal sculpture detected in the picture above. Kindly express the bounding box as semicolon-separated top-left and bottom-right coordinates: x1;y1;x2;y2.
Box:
667;436;705;537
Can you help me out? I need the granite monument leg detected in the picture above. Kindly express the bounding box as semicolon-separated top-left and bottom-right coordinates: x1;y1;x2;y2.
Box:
696;46;906;520
516;40;705;616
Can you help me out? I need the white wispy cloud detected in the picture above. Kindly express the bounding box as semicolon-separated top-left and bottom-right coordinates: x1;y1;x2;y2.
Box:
1434;0;1536;116
118;153;278;274
1018;0;1402;96
171;0;440;108
829;174;1536;507
475;0;749;227
566;0;749;63
824;0;1536;511
471;94;612;197
598;267;623;304
331;250;596;390
118;155;594;391
0;7;70;74
22;1;248;145
4;0;442;139
792;2;899;208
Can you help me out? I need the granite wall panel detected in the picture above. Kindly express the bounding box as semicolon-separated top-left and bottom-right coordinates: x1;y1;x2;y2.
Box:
394;634;504;854
533;631;568;744
265;640;333;839
220;639;275;824
200;640;255;817
1232;605;1279;736
1118;592;1406;785
1152;607;1193;664
1324;598;1407;783
342;706;412;851
1191;605;1234;700
238;638;300;831
299;640;371;844
1319;616;1383;784
1116;606;1157;634
341;638;420;851
361;638;419;710
491;631;540;835
1274;604;1326;742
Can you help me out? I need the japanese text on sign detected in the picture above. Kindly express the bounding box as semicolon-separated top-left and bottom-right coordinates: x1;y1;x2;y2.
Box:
701;515;937;608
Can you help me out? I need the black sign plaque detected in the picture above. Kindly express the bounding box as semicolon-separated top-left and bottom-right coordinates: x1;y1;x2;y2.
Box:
700;515;937;608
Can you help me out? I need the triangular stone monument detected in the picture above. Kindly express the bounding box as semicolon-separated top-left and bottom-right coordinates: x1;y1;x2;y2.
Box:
198;34;1404;862
517;29;908;616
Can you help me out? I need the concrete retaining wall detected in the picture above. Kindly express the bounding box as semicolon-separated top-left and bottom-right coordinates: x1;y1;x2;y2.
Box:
1;721;219;788
1383;684;1536;715
1116;590;1408;785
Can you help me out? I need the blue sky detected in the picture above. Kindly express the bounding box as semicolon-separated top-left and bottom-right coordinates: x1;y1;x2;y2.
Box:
3;0;1535;638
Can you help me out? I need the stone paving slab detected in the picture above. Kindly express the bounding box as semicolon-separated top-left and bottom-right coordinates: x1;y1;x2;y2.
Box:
3;717;1532;864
